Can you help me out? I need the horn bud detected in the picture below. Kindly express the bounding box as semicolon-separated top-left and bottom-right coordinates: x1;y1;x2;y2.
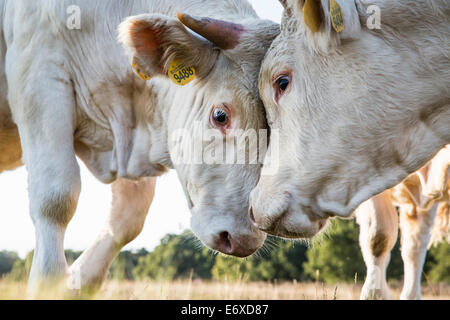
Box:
177;12;245;50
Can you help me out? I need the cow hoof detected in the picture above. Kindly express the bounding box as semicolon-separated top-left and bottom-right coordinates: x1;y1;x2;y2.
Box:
360;288;391;300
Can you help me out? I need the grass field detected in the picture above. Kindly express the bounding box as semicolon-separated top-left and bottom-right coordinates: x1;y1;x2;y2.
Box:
1;280;449;300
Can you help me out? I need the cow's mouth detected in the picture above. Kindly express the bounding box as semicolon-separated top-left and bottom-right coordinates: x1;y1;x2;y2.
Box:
259;213;329;239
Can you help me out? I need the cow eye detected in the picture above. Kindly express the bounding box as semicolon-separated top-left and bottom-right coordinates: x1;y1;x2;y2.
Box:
276;76;290;92
211;105;230;127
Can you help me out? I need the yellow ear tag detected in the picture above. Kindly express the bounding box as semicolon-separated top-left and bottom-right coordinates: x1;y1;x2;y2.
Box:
131;57;151;81
329;0;344;33
168;59;196;86
303;0;322;33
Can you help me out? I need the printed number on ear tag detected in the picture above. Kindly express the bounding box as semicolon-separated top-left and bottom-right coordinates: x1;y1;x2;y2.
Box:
303;0;321;33
330;0;344;33
168;59;196;86
132;57;151;81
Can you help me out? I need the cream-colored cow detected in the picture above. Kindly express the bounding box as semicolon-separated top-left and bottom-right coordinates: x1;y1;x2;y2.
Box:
0;0;279;292
252;0;448;299
356;146;449;300
251;0;449;239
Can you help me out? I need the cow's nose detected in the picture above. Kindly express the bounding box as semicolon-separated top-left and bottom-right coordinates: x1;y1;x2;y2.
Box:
218;231;233;254
215;231;256;258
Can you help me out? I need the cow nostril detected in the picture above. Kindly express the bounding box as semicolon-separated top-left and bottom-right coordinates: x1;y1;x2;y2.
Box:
218;231;233;254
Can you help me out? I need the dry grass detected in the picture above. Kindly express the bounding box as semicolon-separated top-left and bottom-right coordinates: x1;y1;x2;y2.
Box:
0;279;449;300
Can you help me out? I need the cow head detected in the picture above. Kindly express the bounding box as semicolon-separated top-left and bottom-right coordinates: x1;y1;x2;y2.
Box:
119;12;280;256
250;0;449;238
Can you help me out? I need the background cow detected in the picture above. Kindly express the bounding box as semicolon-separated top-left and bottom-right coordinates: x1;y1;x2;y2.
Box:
0;0;279;292
250;0;449;239
356;146;449;299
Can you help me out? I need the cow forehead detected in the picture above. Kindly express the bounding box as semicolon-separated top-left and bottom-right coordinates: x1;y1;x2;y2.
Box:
259;10;309;78
207;55;263;109
221;21;281;98
170;71;265;130
259;35;296;93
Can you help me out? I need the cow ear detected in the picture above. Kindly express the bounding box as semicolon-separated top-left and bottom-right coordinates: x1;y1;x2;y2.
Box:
293;0;361;50
118;14;218;81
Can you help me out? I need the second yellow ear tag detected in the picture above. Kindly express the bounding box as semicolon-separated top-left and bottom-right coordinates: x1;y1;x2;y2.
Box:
168;59;196;86
303;0;321;33
132;57;151;81
329;0;344;33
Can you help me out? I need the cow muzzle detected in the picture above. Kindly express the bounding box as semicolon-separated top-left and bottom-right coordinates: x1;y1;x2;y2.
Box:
249;189;328;239
211;231;264;257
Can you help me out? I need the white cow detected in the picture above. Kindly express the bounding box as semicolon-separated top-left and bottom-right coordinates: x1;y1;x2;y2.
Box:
356;146;449;300
250;0;450;239
0;0;279;292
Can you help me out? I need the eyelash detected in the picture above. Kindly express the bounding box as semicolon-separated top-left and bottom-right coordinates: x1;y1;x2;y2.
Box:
273;74;291;102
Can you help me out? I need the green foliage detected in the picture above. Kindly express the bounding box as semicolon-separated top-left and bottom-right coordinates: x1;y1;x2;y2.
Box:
212;255;252;281
0;251;20;277
133;232;215;281
302;218;434;284
303;219;367;283
385;239;403;280
425;242;450;283
6;250;81;281
1;226;448;284
109;249;148;280
253;239;308;281
212;237;309;282
6;251;33;281
64;250;82;265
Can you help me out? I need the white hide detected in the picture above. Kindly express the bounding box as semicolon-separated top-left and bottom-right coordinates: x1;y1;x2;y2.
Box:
252;0;450;238
0;0;279;291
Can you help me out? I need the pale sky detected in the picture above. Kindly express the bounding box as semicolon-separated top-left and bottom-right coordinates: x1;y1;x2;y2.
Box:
0;1;283;258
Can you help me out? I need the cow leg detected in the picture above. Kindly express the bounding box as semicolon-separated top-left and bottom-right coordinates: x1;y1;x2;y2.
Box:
69;177;156;293
7;64;80;292
399;204;437;300
356;191;399;300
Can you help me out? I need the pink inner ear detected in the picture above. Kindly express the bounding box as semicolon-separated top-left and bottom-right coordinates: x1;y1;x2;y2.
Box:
129;21;165;71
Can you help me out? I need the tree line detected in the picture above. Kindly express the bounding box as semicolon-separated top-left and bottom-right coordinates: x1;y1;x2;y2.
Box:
1;219;448;284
